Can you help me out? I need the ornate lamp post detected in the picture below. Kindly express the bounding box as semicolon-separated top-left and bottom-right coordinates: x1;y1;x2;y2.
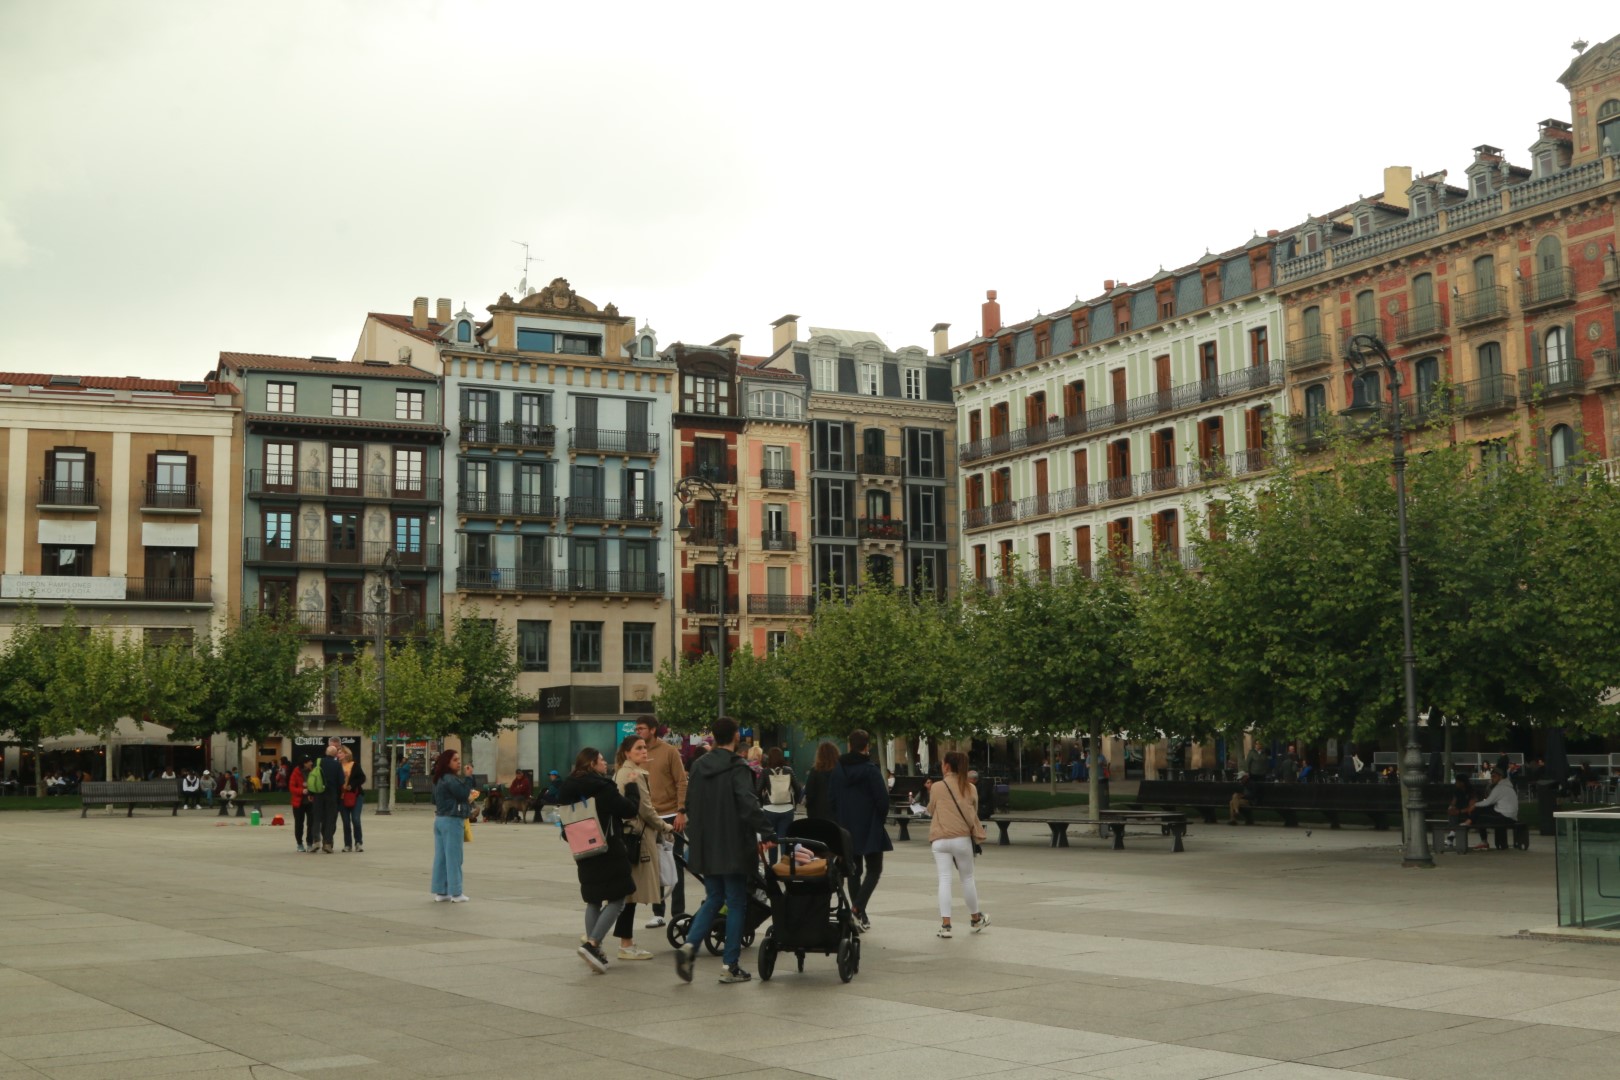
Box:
1345;334;1432;868
674;475;726;720
370;548;403;815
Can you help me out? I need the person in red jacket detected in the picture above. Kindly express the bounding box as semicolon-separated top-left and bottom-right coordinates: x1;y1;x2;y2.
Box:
289;760;316;852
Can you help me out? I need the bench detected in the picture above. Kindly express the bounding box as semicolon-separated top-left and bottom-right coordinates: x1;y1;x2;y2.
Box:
884;812;920;841
991;809;1188;852
1428;817;1531;853
80;781;181;818
1133;780;1455;831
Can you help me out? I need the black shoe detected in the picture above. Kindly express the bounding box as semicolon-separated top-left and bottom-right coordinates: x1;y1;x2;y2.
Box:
856;912;871;933
674;943;696;984
577;942;609;974
718;965;752;984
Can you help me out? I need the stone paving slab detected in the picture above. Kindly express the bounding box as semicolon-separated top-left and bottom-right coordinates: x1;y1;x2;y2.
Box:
0;806;1610;1080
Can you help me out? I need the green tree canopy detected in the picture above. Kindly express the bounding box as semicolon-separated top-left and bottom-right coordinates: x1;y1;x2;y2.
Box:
652;646;784;736
438;611;525;772
201;611;324;748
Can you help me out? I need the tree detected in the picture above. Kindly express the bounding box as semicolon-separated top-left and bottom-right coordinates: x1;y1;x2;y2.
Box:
138;635;210;742
201;612;324;759
652;646;785;736
332;640;467;742
46;617;144;781
0;607;70;791
439;611;525;774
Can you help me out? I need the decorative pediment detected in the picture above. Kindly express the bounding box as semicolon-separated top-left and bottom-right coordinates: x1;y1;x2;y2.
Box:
1560;35;1620;88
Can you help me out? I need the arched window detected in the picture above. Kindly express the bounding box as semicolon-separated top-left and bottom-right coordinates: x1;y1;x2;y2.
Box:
456;320;471;343
1549;424;1576;471
1599;99;1620;156
1545;325;1570;378
1350;370;1381;408
639;336;653;358
1353;289;1377;336
1536;234;1562;273
1477;341;1502;382
1304;384;1326;418
1473;254;1495;288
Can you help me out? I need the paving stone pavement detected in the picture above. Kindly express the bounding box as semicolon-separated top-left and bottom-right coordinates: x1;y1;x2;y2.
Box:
1;806;1615;1080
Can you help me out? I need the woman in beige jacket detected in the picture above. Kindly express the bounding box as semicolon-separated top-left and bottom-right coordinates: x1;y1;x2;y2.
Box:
925;751;989;939
612;734;674;960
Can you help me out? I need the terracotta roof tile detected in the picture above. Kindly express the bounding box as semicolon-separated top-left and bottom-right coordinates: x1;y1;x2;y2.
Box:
0;372;236;394
217;352;437;381
737;355;803;381
368;312;451;344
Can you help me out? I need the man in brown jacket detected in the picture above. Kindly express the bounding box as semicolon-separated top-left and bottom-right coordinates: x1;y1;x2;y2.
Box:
636;718;688;927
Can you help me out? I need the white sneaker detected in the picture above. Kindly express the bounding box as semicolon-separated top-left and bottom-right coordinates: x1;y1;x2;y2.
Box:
971;913;990;933
617;945;653;960
432;894;450;902
645;915;666;928
937;923;953;938
449;895;470;903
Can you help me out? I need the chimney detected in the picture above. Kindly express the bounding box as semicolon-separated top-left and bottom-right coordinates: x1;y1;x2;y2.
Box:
1103;279;1115;292
771;314;799;352
931;322;951;356
711;333;743;354
412;297;429;330
1382;165;1413;209
436;298;451;325
1266;229;1279;237
981;290;1001;337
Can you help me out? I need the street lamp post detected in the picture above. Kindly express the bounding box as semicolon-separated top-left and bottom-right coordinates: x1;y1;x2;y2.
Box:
1346;334;1432;868
674;475;726;720
370;548;403;815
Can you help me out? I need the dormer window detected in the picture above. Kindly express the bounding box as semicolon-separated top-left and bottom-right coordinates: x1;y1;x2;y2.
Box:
1411;191;1430;217
1304;231;1319;255
639;336;654;358
1355;212;1372;236
456;320;471;343
1470;173;1489;199
1599;100;1620;156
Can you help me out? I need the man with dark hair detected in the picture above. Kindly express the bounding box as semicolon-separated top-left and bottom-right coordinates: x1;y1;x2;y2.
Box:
635;717;688;929
675;716;770;985
832;728;891;932
313;745;344;853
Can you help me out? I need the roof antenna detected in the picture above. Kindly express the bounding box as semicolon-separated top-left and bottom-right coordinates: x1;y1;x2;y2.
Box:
512;241;540;297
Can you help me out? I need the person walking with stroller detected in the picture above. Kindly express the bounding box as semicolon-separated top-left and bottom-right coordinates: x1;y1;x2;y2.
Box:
926;752;989;938
675;716;772;986
831;730;891;932
557;748;640;974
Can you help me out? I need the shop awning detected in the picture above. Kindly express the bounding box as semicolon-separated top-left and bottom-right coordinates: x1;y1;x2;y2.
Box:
40;718;181;749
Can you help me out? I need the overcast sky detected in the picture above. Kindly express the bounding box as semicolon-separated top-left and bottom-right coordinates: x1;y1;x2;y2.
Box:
1;1;1613;381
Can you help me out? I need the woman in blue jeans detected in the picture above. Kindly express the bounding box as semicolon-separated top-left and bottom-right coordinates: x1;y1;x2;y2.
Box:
430;749;480;903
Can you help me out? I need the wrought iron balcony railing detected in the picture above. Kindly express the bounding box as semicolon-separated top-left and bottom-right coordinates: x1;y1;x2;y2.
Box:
685;526;738;547
1519;361;1584;400
1520;267;1576;311
244;538;442;568
140;482;201;510
759;468;795;489
688;462;737;484
747;593;812;616
245;470;440;501
457;492;559;519
683;591;739;615
857;454;903;476
457;567;664;596
858;517;905;540
760;529;796;551
1286;334;1334;370
563;496;663;523
1454;285;1508;327
38;479;100;506
459;420;557;449
1455;374;1517;416
569;428;660;454
1393;302;1446;343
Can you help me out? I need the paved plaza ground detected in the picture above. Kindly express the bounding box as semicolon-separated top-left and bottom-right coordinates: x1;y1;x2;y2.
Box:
2;805;1617;1080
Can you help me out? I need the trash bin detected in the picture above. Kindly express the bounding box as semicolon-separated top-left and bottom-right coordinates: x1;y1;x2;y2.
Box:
1536;779;1558;836
1096;777;1111;813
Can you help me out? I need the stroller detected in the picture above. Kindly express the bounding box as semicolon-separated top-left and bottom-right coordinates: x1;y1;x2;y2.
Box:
758;817;861;982
663;841;773;957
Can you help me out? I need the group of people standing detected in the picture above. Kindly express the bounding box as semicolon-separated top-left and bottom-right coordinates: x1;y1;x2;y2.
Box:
287;741;367;854
425;719;989;985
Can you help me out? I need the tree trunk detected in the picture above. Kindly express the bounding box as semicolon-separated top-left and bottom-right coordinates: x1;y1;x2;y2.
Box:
1085;715;1101;823
1049;736;1058;795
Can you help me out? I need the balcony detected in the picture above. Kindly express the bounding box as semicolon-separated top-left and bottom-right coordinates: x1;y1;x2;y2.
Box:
1519;361;1585;402
244;538;442;569
963;502;1016;531
37;479;100;509
1017;485;1089;520
857;454;903;476
140;482;201;512
131;578;212;603
1338;402;1401;437
1290;415;1332;450
858;517;905;541
1340;320;1384;358
1520;267;1576;312
1407;387;1456;426
1092;475;1137;503
245;470;440;502
812;521;857;539
460;420;556;450
569;428;659;455
563;496;663;524
759;468;795;489
683;591;739;615
1286;334;1334;371
260;609;443;638
457;492;559;519
684;526;738;548
1137;465;1185;494
457;567;664;597
1393;302;1446;344
760;529;797;552
1455;285;1508;328
747;594;812;616
687;462;737;485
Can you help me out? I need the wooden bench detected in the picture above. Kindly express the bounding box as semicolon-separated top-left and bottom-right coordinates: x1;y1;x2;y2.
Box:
1428;817;1531;853
80;781;181;818
1134;780;1455;831
991;809;1188;852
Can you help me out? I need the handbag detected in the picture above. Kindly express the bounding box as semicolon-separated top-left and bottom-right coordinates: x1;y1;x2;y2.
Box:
556;798;610;861
939;778;983;856
341;789;357;808
463;818;473;843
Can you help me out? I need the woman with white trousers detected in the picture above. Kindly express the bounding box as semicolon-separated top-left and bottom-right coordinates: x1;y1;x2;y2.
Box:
925;751;989;939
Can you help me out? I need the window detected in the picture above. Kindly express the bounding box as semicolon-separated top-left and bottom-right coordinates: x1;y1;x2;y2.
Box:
517;392;549;434
1473;254;1496;290
393;449;424;497
1353;289;1377;334
461;460;489;512
517;621;549;671
903;367;922;400
624;623;655;673
42;544;91;576
765;631;789;656
395;389;424;421
1549;424;1577;472
266;381;295;412
1544;326;1570;377
144;547;195;599
264;441;295;490
332;386;360;417
1536;234;1562;274
559;333;601;356
463;532;492;570
813;420;850;471
394;514;424;561
1480;440;1510;474
1477;342;1503;386
1350;370;1381;408
263;509;293;556
457;320;472;343
683;374;728;414
1249;326;1268;367
1415;357;1440;409
749;389;800;419
1199;341;1219;383
570;621;603;672
640;335;654;358
46;448;92;504
812;356;836;392
330;445;360;493
516;328;554;353
860;362;880;396
1599;99;1620;156
149;451;192;506
1412;191;1431;216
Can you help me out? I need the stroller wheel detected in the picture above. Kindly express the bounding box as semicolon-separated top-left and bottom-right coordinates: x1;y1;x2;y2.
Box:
665;915;693;951
836;936;855;983
741;929;755;949
704;924;725;956
850;935;861;974
758;933;777;982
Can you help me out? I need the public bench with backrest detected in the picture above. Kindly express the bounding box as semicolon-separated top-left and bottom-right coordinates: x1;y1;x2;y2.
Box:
1133;779;1456;830
80;780;181;818
989;808;1189;852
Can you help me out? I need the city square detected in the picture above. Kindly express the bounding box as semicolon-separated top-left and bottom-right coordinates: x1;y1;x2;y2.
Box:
2;804;1616;1080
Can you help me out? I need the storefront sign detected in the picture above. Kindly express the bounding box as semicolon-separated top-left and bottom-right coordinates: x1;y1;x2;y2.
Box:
1;575;126;601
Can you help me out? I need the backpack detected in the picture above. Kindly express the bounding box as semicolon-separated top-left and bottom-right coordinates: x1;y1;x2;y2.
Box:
768;768;794;806
557;798;609;861
306;763;325;795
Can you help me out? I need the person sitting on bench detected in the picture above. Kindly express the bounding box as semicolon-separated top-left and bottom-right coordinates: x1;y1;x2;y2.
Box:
1461;768;1518;849
1443;775;1475;850
1228;772;1261;825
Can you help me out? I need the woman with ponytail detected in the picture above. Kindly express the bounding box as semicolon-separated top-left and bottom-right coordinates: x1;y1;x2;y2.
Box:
924;751;988;939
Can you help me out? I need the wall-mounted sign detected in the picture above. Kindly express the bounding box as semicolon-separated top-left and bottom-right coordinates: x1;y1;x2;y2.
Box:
1;575;126;601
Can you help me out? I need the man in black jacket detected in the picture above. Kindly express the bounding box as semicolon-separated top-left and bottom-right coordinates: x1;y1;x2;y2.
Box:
675;716;770;986
832;729;891;932
313;746;344;853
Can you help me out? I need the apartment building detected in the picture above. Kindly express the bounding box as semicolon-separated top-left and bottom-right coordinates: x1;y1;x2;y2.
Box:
759;316;957;598
736;355;812;655
0;372;240;777
212;352;445;772
947;245;1287;579
668;342;742;661
1276;37;1620;472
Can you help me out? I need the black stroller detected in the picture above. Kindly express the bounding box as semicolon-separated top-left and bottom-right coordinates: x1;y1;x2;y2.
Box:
758;818;861;982
663;841;773;956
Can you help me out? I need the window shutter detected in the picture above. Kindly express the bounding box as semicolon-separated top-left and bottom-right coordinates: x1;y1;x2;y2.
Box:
185;453;197;487
1530;326;1542;372
459;388;470;421
146;453;157;487
44;450;55;497
1246;408;1263;451
84;452;96;496
1565;322;1577;370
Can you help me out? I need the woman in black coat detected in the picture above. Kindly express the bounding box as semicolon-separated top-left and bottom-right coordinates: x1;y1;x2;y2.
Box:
803;740;839;821
556;747;639;974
